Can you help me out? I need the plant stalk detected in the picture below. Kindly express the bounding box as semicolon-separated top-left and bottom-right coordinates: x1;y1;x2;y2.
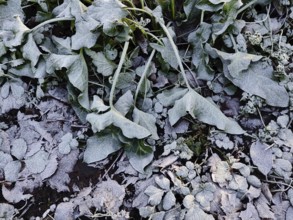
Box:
134;49;156;105
158;22;192;90
30;17;75;33
109;41;130;109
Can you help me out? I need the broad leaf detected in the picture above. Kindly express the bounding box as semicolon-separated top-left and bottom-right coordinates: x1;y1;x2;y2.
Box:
25;150;49;174
4;161;21;182
250;141;273;176
157;87;188;107
144;185;164;206
206;45;289;107
0;0;23;28
168;90;244;134
22;33;42;66
85;49;116;76
114;90;133;116
185;206;215;220
133;107;159;140
150;38;178;69
11;138;27;160
87;0;128;35
86;110;151;139
72;16;100;50
46;51;89;109
84;134;122;163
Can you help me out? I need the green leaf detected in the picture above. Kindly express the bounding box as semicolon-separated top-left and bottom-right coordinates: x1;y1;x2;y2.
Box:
133;107;159;140
168;90;245;134
196;0;223;12
46;51;89;109
84;134;122;163
86;109;151;139
85;49;116;76
150;38;178;69
206;45;289;107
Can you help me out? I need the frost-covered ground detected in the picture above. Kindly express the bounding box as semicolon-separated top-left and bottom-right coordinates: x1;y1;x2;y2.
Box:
1;0;293;219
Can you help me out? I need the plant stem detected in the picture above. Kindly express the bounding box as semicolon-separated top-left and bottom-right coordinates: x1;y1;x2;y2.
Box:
236;0;258;15
229;33;238;52
171;0;175;20
200;10;205;24
109;41;130;109
134;49;156;105
158;22;192;90
30;17;75;33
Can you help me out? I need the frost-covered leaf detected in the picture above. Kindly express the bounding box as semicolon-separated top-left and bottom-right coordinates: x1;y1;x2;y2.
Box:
150;38;178;69
46;52;89;109
162;191;176;210
168;90;244;134
125;140;153;173
0;0;23;28
0;203;15;220
84;134;122;164
250;141;273;176
209;158;232;184
139;206;155;218
22;33;41;66
239;203;260;220
92;179;125;213
2;183;32;203
54;202;74;220
85;49;116;76
273;158;292;179
25;150;49;174
4;161;21;182
58;133;78;155
157;87;188;107
228;174;248;193
86;110;151;139
286;207;293;220
0;152;13;169
10;138;27;160
206;45;289;107
247;175;261;188
48;150;79;192
87;0;128;34
184;206;215;220
133;107;159;140
255;193;275;219
72;16;100;50
0;16;29;47
40;155;58;180
220;192;242;215
183;195;195;209
145;185;165;206
52;0;86;19
90;95;110;112
114;90;133;116
155;176;170;191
